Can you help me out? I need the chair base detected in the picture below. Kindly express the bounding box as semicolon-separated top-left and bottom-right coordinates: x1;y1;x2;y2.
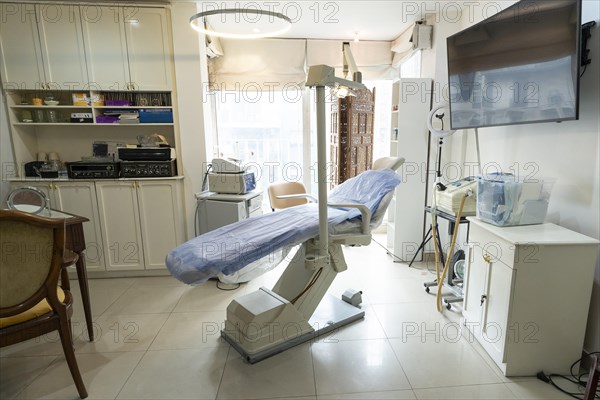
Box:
222;294;364;364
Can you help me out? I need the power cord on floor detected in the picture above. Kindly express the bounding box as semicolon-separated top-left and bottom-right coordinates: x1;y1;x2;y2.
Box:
537;351;600;399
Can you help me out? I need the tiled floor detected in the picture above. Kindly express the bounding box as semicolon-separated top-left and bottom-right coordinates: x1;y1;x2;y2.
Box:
0;235;587;399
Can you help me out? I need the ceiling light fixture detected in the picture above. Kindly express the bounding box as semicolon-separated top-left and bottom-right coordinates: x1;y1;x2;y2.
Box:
190;9;292;39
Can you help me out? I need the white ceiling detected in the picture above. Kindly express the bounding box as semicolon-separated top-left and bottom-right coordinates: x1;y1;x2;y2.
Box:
193;1;422;41
43;0;423;41
192;0;421;40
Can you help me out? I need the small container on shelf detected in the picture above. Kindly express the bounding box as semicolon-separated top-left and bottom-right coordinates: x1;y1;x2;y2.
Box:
139;109;173;123
72;93;89;106
105;99;130;107
70;112;93;123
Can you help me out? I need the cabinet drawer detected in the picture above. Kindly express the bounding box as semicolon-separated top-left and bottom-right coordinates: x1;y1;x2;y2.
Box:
469;223;515;268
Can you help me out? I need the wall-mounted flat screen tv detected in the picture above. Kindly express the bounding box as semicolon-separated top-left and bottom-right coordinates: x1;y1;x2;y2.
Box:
447;0;582;130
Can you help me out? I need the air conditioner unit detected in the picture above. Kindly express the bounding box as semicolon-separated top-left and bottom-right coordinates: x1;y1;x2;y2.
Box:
411;23;433;50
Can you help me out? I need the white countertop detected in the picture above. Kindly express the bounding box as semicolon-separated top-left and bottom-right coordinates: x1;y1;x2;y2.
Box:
468;217;599;245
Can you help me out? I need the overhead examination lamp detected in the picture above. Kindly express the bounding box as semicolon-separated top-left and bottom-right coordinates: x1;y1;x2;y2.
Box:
190;8;292;39
306;64;366;259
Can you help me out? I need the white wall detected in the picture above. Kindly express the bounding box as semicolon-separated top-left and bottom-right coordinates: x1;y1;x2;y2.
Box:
439;0;600;353
170;3;209;240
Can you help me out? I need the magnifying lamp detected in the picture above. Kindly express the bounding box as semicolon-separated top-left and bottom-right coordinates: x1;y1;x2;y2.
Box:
7;186;50;215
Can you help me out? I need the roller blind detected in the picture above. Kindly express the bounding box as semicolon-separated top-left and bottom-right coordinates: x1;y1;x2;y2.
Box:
208;38;395;90
208;38;306;91
306;40;394;80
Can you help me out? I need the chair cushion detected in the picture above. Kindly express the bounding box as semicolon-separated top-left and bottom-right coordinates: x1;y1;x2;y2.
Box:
0;287;66;328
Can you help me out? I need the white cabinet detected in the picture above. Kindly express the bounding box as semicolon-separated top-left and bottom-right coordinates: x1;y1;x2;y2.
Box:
125;8;173;91
96;179;185;272
137;180;185;269
96;181;145;271
82;7;172;91
9;180;105;271
0;3;88;89
52;182;104;271
463;217;599;376
386;79;432;261
0;3;44;89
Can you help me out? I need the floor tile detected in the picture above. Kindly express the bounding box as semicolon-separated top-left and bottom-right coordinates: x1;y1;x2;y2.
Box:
103;286;187;315
117;347;228;399
0;356;57;399
17;352;144;400
414;383;517;399
318;389;416;399
150;311;228;350
505;379;582;399
319;305;387;342
173;282;247;312
76;313;169;353
130;276;188;288
373;301;461;340
0;335;66;358
389;337;502;389
217;343;315;400
312;339;411;395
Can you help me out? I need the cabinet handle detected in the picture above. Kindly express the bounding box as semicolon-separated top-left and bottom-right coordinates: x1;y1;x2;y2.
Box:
482;253;492;263
480;294;487;306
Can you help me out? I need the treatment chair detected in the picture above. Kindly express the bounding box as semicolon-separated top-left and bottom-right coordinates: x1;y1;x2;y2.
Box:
0;210;88;399
222;158;404;362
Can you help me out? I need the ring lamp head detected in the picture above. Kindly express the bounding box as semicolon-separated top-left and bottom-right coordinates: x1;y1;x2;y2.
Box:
427;104;456;138
7;186;49;214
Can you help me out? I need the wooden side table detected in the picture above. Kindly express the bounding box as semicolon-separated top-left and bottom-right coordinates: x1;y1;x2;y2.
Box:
50;210;94;341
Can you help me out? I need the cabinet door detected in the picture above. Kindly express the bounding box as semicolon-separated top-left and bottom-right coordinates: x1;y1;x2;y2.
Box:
463;244;488;327
0;3;45;89
136;180;184;270
464;244;514;364
80;6;129;90
96;181;144;270
483;258;513;363
124;7;172;91
37;4;88;89
53;182;105;271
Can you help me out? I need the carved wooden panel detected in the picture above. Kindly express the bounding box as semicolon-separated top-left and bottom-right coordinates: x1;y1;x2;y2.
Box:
330;87;375;187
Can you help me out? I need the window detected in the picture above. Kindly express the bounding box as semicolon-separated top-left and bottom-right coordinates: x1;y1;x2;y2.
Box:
213;90;304;190
213;81;395;196
400;50;422;78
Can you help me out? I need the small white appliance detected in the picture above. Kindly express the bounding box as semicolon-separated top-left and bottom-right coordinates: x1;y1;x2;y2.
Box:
196;191;263;235
208;171;255;194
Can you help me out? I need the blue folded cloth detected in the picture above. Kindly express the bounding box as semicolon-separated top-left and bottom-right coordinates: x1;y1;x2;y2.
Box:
166;169;401;285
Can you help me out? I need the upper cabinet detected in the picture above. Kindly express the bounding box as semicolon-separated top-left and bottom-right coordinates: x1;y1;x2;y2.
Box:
0;3;88;90
1;4;173;91
82;7;172;91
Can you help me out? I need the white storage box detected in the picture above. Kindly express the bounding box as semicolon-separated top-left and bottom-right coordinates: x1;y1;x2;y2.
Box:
476;173;554;226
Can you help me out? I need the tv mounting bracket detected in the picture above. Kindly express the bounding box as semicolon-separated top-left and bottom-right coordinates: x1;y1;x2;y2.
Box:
581;21;596;67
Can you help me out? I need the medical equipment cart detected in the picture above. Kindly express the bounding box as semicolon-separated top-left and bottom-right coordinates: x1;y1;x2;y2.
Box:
195;191;263;235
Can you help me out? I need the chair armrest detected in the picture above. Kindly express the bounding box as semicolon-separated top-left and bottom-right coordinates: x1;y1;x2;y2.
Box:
327;202;372;235
276;194;318;202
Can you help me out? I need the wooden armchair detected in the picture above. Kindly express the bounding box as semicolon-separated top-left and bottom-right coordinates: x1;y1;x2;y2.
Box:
0;210;87;399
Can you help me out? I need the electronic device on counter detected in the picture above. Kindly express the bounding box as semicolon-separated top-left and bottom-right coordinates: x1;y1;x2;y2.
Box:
211;157;244;173
208;171;255;194
435;177;477;216
118;147;175;161
66;161;120;179
121;160;176;178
